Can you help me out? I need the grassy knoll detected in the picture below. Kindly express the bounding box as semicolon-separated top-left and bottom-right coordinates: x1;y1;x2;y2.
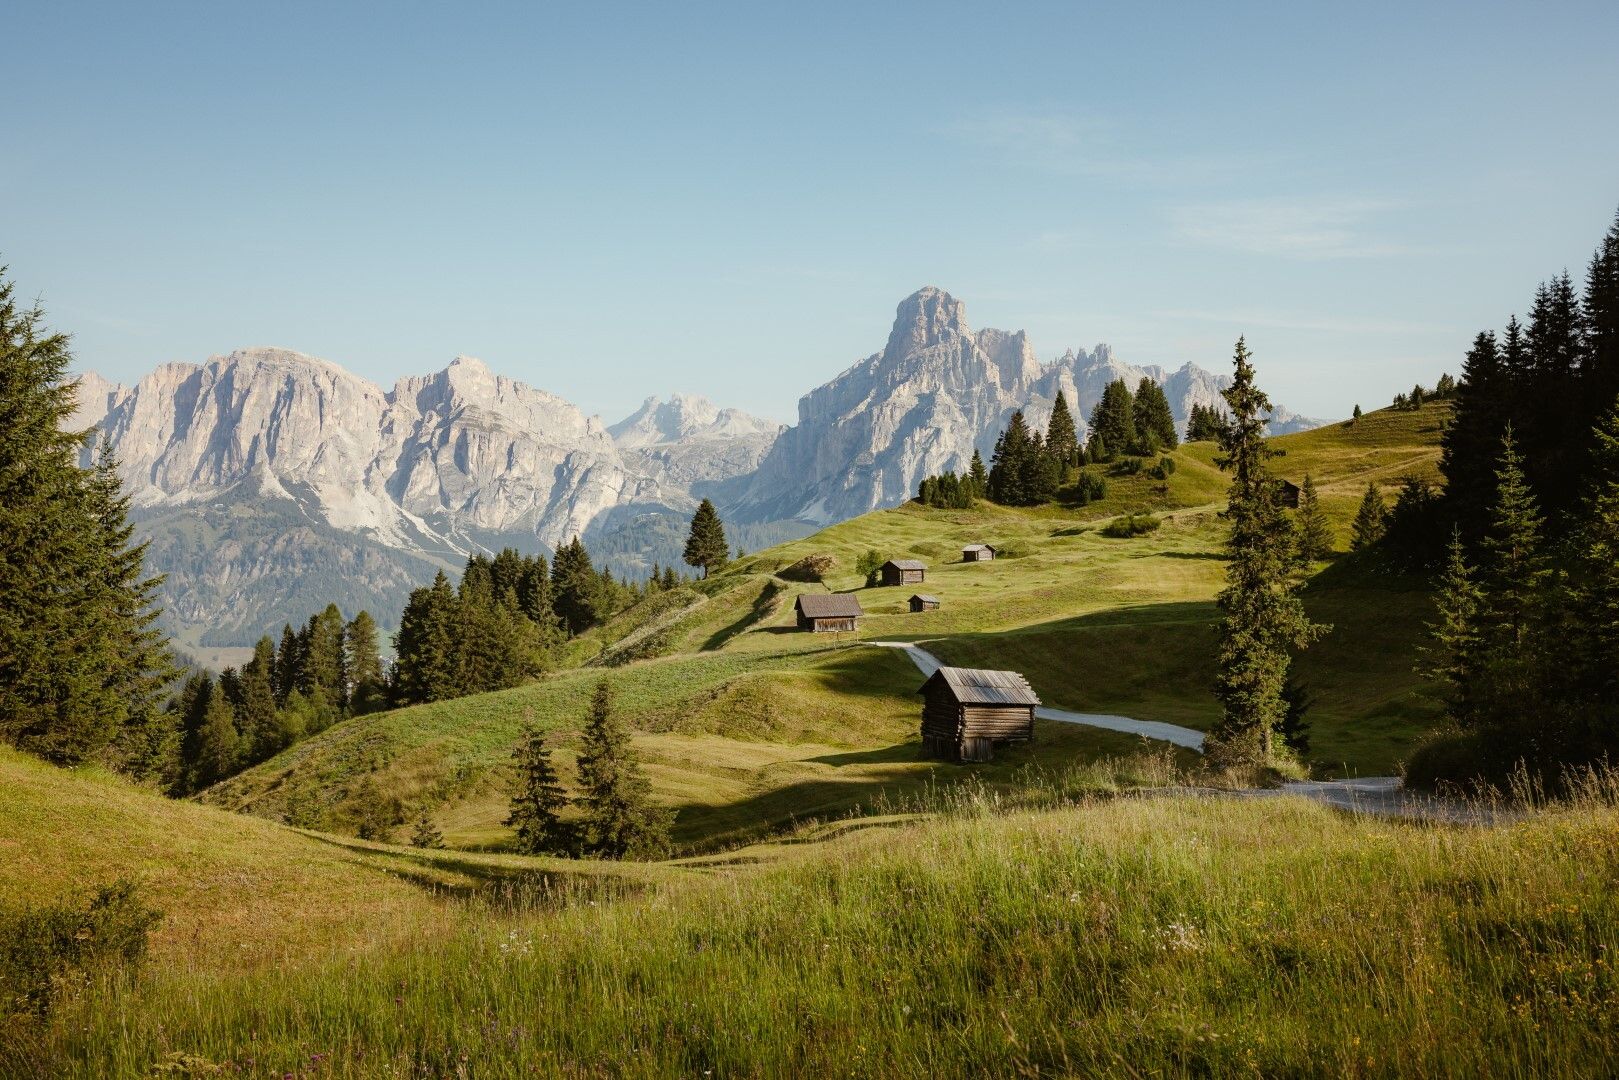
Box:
12;758;1619;1077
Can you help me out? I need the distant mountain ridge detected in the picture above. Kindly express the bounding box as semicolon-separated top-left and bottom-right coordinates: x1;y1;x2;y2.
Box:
70;288;1321;645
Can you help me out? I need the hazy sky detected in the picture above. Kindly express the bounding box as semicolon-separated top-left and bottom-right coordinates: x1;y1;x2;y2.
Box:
5;2;1617;424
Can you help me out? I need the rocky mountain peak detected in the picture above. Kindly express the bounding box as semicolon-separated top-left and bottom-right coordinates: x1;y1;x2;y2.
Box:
884;286;971;360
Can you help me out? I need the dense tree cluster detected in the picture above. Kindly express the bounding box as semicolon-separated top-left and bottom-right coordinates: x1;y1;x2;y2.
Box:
1086;378;1179;461
1391;373;1456;412
167;603;383;794
917;466;980;509
0;273;176;775
1185;403;1230;443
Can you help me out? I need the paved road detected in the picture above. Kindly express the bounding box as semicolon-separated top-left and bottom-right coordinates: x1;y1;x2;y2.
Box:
871;640;1208;751
869;641;1490;821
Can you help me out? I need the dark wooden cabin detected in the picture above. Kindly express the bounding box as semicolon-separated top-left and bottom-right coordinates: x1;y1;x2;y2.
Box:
881;559;927;586
794;593;863;633
918;666;1040;763
908;594;940;612
1279;480;1301;508
961;543;996;562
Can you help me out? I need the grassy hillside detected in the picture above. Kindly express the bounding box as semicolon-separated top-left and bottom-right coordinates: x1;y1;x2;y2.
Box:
211;402;1451;853
12;750;1619;1077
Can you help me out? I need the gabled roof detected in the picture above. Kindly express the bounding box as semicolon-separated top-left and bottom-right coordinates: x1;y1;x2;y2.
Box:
919;666;1040;706
884;559;927;571
909;594;940;604
962;543;995;553
795;593;864;618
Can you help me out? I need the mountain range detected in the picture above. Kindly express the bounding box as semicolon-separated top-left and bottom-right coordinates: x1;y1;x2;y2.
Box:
69;287;1321;647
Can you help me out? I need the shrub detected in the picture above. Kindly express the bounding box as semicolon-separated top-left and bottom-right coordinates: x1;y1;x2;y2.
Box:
779;553;836;583
1100;513;1161;538
1148;456;1177;480
991;539;1031;559
1072;471;1107;506
1113;457;1143;476
0;879;159;1022
854;550;884;587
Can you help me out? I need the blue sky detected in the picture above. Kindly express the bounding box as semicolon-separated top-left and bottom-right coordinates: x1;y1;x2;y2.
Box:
5;1;1617;423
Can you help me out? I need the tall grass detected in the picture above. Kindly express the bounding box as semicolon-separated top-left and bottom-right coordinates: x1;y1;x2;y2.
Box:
12;787;1619;1078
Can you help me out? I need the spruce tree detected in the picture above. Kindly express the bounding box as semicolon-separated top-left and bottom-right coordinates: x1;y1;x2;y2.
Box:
274;624;302;706
987;411;1034;505
968;448;989;497
506;715;570;855
344;611;385;714
391;571;462;704
1293;474;1333;563
1421;528;1486;728
683;499;729;578
238;636;282;764
550;538;600;636
1439;331;1506;537
1044;393;1079;470
410;811;445;849
1583;212;1619;424
189;680;240;791
1350;482;1389;551
575;679;670;858
1132;378;1179;451
302;603;347;710
1087;380;1136;460
1478;430;1548;650
1563;397;1619;754
1209;338;1325;764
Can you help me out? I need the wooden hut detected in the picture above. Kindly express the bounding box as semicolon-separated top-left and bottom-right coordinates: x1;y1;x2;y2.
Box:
918;666;1040;762
961;543;996;562
908;594;940;613
794;593;863;633
881;559;927;586
1279;480;1301;508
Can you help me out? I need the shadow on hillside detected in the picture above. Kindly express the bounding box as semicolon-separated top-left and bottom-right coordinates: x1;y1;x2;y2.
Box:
702;580;787;652
1158;550;1228;561
304;833;653;910
807;741;924;767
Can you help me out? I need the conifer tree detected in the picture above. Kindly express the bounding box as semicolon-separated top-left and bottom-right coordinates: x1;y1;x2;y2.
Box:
1209;338;1325;764
1478;430;1548;650
1350;404;1362;424
1044;393;1079;469
550;538;600;636
968;448;989;497
1293;473;1333;563
575;679;670;858
683;499;729;578
506;714;570;855
189;680;240;791
1132;378;1179;451
1440;331;1507;537
987;411;1034;505
410;811;445;850
1087;380;1136;460
302;603;347;710
238;636;282;764
1584;212;1619;422
660;565;678;591
344;611;385;714
391;571;462;704
1563;398;1619;748
1350;482;1389;551
1421;528;1486;727
1186;403;1229;442
274;624;302;706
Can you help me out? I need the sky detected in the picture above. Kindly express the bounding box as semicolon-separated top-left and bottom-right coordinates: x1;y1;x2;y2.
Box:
4;1;1617;425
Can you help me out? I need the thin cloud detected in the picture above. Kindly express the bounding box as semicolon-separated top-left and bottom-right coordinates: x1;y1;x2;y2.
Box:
1171;198;1409;259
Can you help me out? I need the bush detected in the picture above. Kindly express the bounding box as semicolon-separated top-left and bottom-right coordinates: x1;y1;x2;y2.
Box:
991;539;1031;559
0;879;159;1022
854;550;884;587
1072;471;1107;506
779;553;836;583
1148;456;1177;480
1100;513;1161;538
1405;729;1513;793
1113;457;1143;476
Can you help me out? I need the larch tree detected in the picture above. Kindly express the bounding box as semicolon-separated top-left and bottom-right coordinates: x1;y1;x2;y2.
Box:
683;499;729;578
1209;338;1326;765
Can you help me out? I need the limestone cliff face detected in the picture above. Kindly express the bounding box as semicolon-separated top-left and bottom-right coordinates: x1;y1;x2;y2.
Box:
608;393;783;491
73;350;779;645
728;287;1321;525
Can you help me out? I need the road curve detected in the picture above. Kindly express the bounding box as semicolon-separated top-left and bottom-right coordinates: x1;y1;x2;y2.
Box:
869;641;1207;751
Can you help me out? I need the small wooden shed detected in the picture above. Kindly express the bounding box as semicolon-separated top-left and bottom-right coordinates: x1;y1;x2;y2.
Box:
961;544;996;562
881;559;927;586
908;594;940;613
918;666;1040;763
794;593;863;633
1279;480;1301;509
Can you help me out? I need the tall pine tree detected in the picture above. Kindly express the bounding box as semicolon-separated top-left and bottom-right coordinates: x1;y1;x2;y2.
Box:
683;499;729;578
1044;393;1079;469
1087;380;1136;460
1132;378;1179;451
1293;473;1333;563
506;713;570;855
575;679;670;858
1210;338;1325;764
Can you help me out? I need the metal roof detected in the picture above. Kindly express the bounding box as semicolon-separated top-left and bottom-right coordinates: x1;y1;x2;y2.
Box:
795;593;864;618
919;666;1041;706
885;559;928;571
909;594;940;604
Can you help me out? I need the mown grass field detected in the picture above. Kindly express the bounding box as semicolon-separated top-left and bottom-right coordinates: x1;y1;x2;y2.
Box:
8;746;1619;1078
205;402;1453;854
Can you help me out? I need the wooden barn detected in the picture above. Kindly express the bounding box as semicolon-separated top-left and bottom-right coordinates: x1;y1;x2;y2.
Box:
908;594;940;612
881;559;927;586
1279;480;1301;508
794;593;863;633
918;666;1040;763
961;543;996;562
